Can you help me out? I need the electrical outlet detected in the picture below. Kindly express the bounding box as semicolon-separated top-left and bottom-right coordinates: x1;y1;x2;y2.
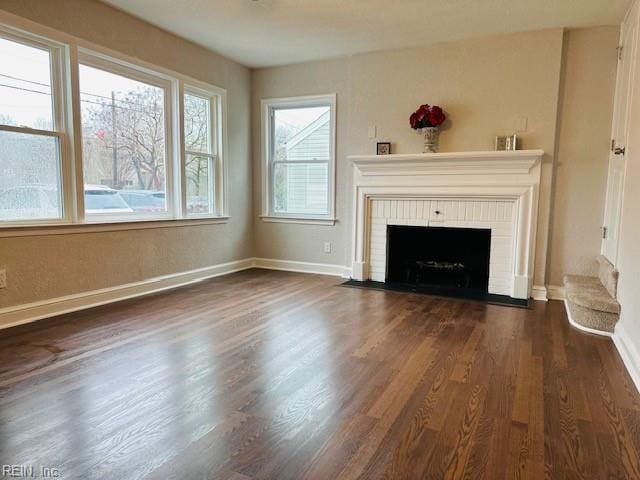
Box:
323;242;332;254
0;268;6;289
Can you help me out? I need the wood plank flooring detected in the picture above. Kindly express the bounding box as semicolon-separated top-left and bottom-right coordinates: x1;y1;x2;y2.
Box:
0;269;639;479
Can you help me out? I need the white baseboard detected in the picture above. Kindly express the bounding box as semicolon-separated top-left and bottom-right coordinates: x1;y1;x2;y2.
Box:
531;284;564;301
562;298;612;337
253;257;352;278
531;285;548;301
0;257;354;331
547;285;565;300
613;321;640;394
0;258;255;331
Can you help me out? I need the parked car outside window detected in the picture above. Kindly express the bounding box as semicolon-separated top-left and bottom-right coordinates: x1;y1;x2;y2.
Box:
0;186;59;220
84;185;133;215
119;190;166;213
0;184;135;220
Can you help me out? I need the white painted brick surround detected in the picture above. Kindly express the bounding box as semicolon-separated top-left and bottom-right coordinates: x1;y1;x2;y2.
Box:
369;198;515;295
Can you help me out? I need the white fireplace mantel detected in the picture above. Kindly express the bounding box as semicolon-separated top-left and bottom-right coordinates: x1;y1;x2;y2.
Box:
348;150;543;176
347;149;544;299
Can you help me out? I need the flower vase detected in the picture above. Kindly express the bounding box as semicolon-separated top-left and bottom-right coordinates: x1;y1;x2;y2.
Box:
421;127;439;153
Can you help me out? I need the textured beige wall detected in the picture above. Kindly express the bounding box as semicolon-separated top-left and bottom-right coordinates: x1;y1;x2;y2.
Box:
547;27;619;286
253;29;566;286
0;0;253;308
0;2;620;309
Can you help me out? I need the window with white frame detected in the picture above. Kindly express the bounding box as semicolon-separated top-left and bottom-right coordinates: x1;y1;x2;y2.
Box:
184;89;217;216
262;95;336;221
0;33;65;223
79;55;172;219
0;21;227;229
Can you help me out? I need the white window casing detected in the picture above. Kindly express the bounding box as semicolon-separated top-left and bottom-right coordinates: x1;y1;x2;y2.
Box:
260;94;337;225
0;11;229;234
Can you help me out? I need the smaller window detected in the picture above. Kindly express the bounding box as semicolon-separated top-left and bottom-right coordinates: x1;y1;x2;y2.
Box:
184;89;217;216
262;95;336;222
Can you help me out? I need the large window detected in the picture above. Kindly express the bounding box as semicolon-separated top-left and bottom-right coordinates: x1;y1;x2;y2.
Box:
262;95;336;223
79;57;172;219
0;21;227;229
0;34;64;223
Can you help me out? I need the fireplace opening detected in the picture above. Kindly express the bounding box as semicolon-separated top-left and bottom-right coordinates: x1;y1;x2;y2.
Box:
386;225;491;297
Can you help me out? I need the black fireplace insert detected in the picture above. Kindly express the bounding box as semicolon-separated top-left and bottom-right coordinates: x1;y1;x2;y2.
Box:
386;225;491;297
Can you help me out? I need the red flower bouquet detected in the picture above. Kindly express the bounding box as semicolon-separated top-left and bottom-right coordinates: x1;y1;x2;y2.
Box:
409;104;446;129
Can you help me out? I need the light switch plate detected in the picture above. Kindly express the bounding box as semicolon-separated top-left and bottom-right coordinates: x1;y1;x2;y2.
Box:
368;125;377;139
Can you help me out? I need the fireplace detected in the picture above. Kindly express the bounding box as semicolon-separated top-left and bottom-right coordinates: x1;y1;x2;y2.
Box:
386;225;491;297
348;150;545;300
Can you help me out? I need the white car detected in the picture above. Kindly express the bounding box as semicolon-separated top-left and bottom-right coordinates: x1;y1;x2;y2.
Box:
84;184;134;215
0;185;60;220
0;184;133;221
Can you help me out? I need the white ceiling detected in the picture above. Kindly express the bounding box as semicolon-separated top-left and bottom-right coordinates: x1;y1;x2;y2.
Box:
101;0;630;68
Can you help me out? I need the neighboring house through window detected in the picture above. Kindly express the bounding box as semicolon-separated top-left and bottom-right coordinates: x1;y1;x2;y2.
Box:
262;95;336;224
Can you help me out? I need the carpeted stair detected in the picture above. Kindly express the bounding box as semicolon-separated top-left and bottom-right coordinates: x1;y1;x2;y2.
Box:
562;255;620;335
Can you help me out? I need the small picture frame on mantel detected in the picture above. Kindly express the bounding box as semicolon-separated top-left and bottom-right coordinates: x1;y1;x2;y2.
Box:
377;142;391;155
495;134;519;151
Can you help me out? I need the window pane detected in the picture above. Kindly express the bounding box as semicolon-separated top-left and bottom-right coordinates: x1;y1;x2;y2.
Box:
273;163;328;216
79;64;167;215
184;93;211;154
271;105;330;216
186;154;213;214
273;106;330;162
0;130;61;221
0;36;54;130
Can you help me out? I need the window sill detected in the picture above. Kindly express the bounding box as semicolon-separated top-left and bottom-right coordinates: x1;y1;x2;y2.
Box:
260;215;337;226
0;216;230;238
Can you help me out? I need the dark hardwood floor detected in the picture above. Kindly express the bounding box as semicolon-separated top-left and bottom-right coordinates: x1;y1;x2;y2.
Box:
1;269;639;479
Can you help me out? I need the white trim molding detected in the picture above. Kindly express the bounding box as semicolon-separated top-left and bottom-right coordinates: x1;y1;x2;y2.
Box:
253;258;351;278
348;150;544;300
530;284;564;301
348;150;543;176
0;258;354;331
0;258;254;330
547;285;565;300
259;215;337;226
0;217;230;238
531;285;548;301
613;322;640;394
260;94;337;223
0;11;229;229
